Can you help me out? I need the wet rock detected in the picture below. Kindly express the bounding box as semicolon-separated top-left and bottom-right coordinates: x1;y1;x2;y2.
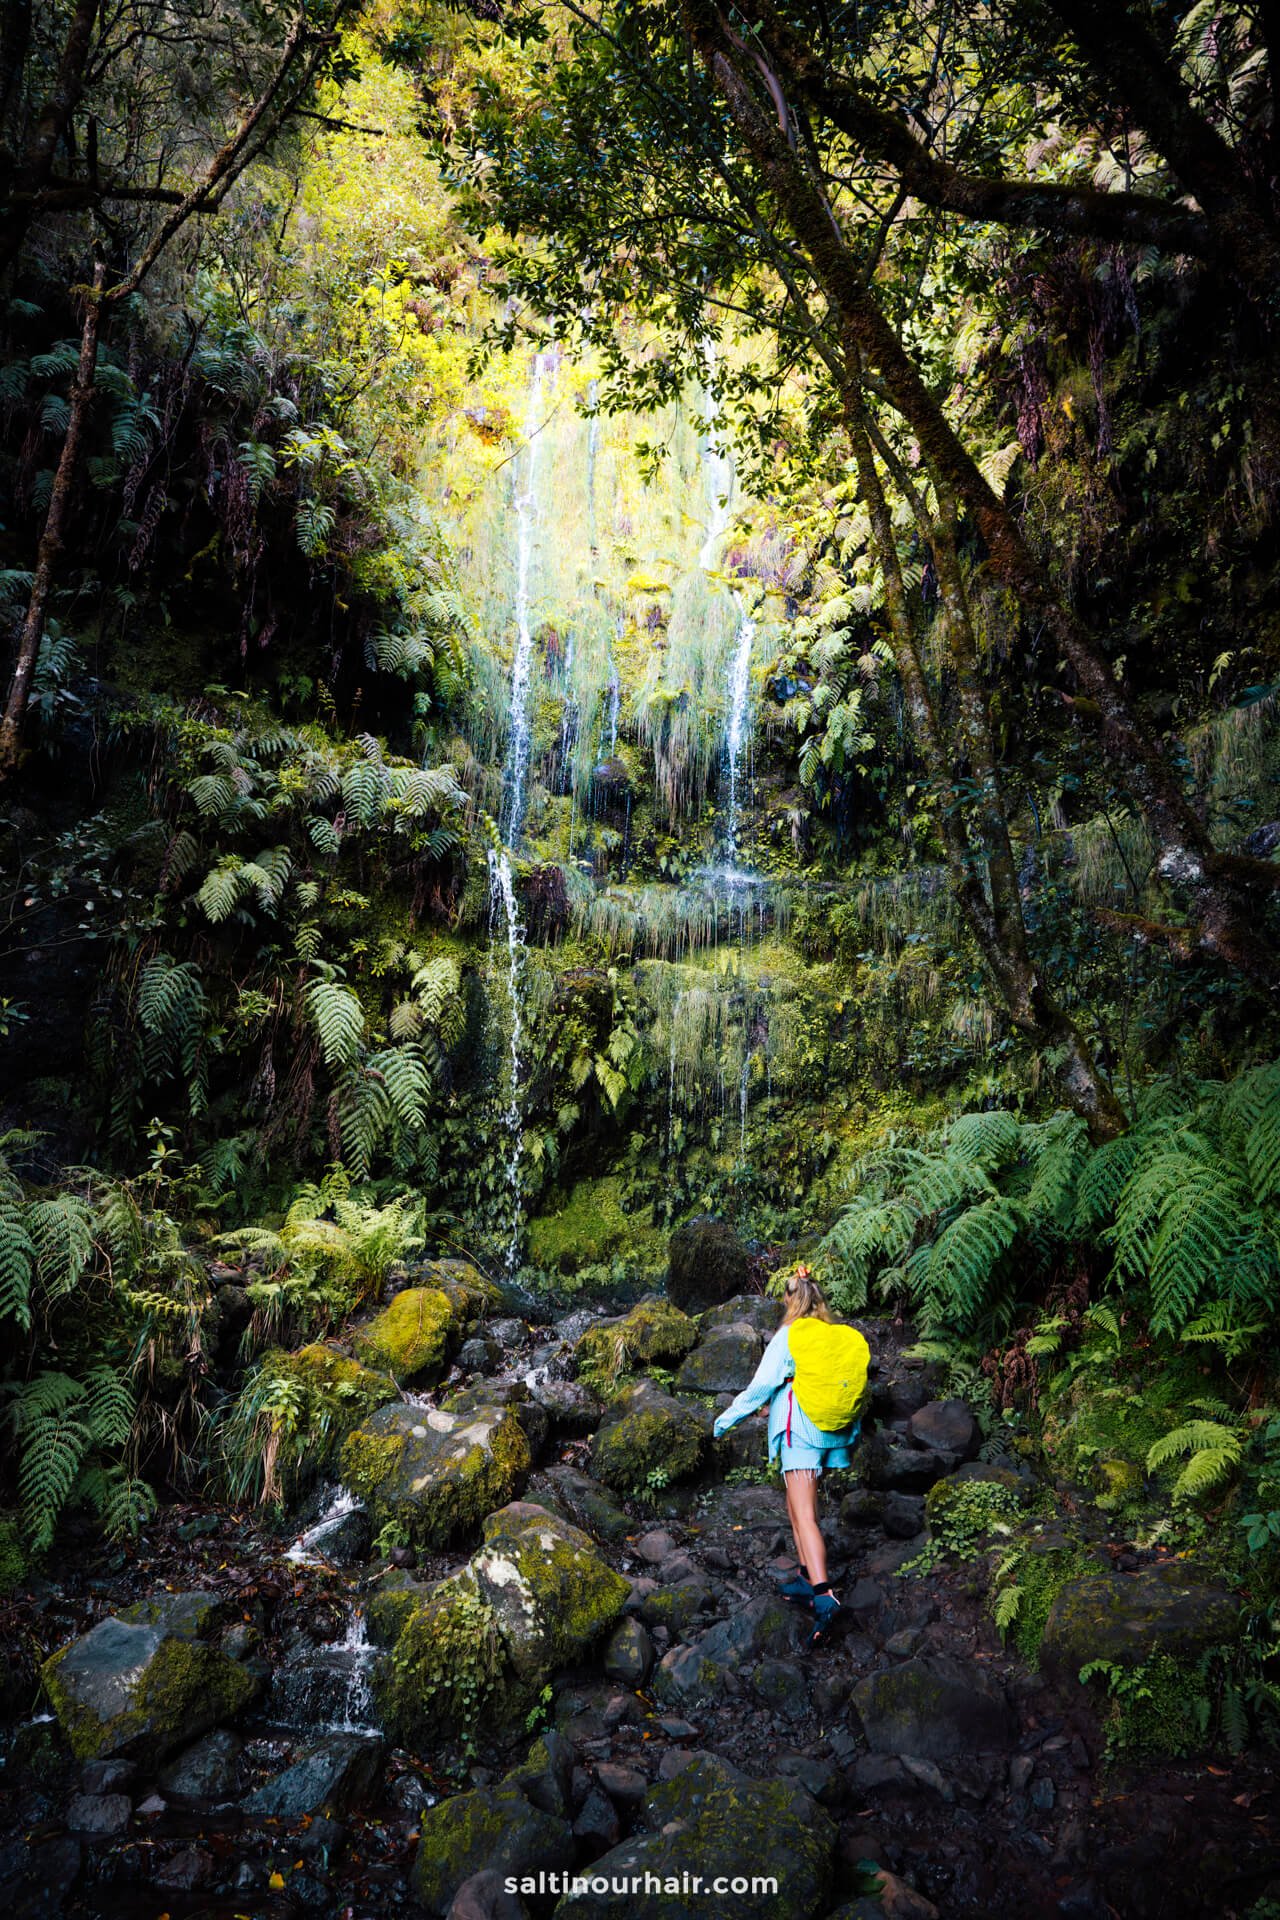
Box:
575;1299;698;1382
473;1502;630;1685
667;1217;750;1312
603;1617;654;1687
1040;1565;1241;1677
155;1847;213;1891
852;1655;1014;1760
530;1378;602;1437
573;1786;622;1858
14;1836;80;1917
777;1751;842;1808
65;1792;131;1834
589;1380;705;1497
508;1732;576;1817
79;1757;136;1793
628;1579;710;1637
699;1294;780;1337
676;1322;764;1393
862;1432;952;1493
552;1752;835;1918
868;1869;940;1919
907;1398;979;1458
244;1731;385;1818
851;1754;908;1794
458;1336;502;1374
156;1729;243;1802
41;1600;258;1765
882;1492;926;1538
528;1465;631;1543
355;1285;459;1384
448;1870;531;1920
340;1399;531;1549
948;1458;1034;1501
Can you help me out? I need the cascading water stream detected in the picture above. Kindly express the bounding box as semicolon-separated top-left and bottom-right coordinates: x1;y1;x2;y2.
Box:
699;349;758;884
489;348;555;1274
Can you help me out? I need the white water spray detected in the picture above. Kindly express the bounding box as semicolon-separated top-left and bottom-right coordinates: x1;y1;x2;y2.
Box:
489;349;555;1274
700;347;757;876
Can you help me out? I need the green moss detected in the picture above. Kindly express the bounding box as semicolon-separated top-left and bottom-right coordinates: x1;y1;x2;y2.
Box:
575;1298;697;1387
338;1426;406;1500
0;1513;28;1596
354;1286;457;1383
527;1175;664;1277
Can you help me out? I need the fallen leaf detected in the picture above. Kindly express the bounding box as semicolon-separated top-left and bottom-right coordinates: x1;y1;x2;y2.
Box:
269;1870;285;1890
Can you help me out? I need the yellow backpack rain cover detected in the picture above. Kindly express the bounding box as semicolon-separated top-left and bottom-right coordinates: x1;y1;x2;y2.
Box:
788;1318;871;1432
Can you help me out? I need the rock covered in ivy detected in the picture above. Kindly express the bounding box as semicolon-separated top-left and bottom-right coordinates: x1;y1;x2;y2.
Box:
472;1501;629;1685
415;1737;576;1914
588;1380;705;1497
41;1593;259;1764
675;1321;764;1393
549;1751;835;1917
1039;1564;1241;1678
340;1399;531;1548
667;1216;751;1312
851;1655;1013;1760
574;1299;697;1384
354;1285;458;1384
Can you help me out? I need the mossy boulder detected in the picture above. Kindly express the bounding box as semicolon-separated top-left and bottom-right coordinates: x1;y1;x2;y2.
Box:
575;1299;697;1385
667;1215;750;1312
443;1379;549;1456
472;1501;629;1683
415;1759;574;1914
1040;1565;1241;1679
42;1597;259;1764
419;1257;507;1320
340;1400;532;1549
589;1380;705;1497
676;1322;764;1394
0;1511;28;1595
852;1656;1014;1760
244;1343;398;1498
353;1286;457;1384
549;1752;835;1918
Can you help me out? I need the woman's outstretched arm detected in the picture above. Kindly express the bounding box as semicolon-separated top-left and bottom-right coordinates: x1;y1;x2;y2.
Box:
712;1324;793;1436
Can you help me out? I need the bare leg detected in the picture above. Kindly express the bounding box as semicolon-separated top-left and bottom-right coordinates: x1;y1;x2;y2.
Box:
784;1470;828;1588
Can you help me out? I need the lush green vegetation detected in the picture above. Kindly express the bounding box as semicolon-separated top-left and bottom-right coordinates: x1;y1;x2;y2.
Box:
0;2;1278;1785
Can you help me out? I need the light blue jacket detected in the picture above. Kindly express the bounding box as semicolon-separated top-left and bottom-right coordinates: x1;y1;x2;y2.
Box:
712;1324;860;1469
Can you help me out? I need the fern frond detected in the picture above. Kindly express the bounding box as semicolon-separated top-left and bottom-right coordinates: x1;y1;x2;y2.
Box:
304;979;365;1068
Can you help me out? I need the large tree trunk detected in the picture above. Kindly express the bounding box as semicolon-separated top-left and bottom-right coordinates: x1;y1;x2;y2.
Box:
684;8;1280;997
0;262;100;777
846;392;1128;1141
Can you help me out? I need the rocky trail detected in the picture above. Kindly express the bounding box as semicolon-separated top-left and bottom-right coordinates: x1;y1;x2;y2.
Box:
2;1271;1277;1920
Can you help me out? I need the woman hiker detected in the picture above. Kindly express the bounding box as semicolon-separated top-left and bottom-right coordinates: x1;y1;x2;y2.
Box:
712;1268;870;1648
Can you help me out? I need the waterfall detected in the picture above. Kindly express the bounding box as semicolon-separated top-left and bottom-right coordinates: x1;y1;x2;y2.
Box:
489;348;555;1274
738;1048;750;1162
699;348;757;879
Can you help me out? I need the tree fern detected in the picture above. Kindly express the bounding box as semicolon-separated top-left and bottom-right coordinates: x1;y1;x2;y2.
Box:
0;1209;35;1327
923;1194;1026;1328
26;1194;94;1301
946;1108;1023;1171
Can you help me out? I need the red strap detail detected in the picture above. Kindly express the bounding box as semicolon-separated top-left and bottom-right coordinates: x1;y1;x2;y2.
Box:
786;1388;793;1447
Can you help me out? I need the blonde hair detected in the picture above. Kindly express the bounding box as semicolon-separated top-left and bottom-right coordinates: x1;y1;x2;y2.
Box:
781;1266;833;1325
